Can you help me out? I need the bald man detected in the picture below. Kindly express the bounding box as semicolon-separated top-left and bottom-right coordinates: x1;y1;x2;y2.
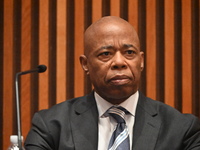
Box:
25;16;200;150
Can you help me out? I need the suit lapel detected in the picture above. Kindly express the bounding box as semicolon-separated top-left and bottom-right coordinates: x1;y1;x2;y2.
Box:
69;92;161;150
70;93;99;150
132;92;161;150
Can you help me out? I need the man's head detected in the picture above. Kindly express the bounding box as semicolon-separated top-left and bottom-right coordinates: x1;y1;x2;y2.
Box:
80;16;144;104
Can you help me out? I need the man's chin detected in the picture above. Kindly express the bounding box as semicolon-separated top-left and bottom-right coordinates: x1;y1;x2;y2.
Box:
94;85;137;102
103;89;134;102
104;94;132;104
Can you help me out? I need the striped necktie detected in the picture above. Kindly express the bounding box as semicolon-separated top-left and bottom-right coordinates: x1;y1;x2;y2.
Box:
107;106;130;150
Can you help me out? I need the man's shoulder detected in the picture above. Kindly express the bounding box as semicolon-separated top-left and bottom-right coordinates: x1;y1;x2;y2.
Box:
36;93;92;119
144;95;199;123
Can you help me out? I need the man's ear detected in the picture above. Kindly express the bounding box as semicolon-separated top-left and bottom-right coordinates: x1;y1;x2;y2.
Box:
140;51;144;71
79;55;89;75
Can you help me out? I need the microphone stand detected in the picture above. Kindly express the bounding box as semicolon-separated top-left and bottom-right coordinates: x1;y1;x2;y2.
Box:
15;70;38;150
15;65;47;150
15;72;23;150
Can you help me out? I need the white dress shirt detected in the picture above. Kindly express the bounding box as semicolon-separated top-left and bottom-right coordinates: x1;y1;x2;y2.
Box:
95;91;139;150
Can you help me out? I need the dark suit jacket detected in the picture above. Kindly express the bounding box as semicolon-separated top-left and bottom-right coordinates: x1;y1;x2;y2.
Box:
25;92;200;150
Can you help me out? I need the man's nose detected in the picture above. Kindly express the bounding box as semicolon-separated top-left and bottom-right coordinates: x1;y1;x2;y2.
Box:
111;52;127;70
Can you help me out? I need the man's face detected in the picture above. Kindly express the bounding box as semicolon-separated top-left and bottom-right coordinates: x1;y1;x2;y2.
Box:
81;21;144;104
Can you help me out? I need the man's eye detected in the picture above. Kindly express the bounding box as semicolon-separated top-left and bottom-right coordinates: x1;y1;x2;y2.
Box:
98;51;112;61
126;50;134;54
124;50;136;59
101;52;110;56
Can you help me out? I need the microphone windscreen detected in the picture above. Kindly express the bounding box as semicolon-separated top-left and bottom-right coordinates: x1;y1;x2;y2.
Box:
37;65;47;73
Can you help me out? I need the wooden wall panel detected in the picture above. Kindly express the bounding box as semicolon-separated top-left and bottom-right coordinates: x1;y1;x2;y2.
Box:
21;0;32;142
164;0;175;107
1;0;199;149
191;0;200;116
3;0;14;149
128;0;138;32
0;0;3;147
110;0;120;16
56;0;67;103
38;0;49;110
174;0;183;111
146;0;157;100
182;0;192;113
74;0;84;97
92;0;102;22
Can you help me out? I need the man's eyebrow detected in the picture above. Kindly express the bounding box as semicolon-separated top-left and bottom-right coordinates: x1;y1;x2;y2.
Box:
123;44;138;50
98;45;114;50
98;44;138;51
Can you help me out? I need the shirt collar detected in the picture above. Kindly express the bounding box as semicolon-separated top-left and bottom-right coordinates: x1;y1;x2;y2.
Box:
94;91;139;118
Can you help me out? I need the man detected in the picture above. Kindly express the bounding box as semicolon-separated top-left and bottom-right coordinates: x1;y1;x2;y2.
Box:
25;16;200;150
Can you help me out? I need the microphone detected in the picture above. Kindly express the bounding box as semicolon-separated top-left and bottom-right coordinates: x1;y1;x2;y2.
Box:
16;64;47;75
15;65;47;150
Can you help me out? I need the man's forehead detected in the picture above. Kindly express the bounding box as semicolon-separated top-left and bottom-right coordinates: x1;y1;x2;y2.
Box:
85;23;135;42
84;16;140;54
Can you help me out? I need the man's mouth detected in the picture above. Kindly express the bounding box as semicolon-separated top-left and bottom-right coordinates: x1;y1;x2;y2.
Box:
108;75;131;85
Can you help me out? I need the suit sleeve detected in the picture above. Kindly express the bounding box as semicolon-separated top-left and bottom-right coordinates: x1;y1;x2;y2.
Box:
183;115;200;150
24;112;54;150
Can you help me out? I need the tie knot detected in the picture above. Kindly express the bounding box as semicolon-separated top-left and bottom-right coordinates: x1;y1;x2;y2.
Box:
107;106;127;123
